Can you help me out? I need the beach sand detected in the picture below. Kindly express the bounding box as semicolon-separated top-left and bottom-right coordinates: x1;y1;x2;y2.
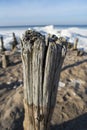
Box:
0;50;87;130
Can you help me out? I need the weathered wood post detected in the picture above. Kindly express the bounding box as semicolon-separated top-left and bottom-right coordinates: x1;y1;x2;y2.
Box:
11;32;18;51
1;53;9;68
0;36;9;68
0;36;5;52
73;38;78;50
1;51;10;68
21;30;67;130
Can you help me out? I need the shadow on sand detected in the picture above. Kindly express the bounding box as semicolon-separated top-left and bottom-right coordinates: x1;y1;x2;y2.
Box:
62;59;87;71
10;60;22;67
51;112;87;130
0;80;23;90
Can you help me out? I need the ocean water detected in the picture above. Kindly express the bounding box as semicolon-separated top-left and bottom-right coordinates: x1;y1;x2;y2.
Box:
0;25;87;30
0;25;87;51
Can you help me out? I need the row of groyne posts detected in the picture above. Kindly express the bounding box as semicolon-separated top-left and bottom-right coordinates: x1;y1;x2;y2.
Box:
0;32;84;68
0;30;85;130
0;32;18;68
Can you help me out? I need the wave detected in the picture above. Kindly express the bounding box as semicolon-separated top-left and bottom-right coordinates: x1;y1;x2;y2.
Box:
0;25;87;52
33;25;58;35
0;29;25;50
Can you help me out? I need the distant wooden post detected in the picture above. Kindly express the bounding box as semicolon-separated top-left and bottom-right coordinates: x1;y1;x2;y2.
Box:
0;36;5;52
11;32;18;51
2;54;9;68
73;38;78;50
21;30;67;130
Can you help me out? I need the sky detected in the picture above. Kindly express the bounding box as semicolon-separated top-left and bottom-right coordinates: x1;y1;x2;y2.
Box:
0;0;87;26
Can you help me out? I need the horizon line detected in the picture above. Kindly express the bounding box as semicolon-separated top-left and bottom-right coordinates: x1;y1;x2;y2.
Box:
0;24;87;27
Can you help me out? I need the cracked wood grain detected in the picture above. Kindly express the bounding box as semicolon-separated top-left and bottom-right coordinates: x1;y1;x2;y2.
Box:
21;30;67;130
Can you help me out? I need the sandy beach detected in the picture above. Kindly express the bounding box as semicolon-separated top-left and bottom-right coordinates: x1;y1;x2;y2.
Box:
0;0;87;129
0;48;87;130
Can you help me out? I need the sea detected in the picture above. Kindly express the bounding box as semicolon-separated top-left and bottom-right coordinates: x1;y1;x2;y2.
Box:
0;25;87;51
0;25;87;30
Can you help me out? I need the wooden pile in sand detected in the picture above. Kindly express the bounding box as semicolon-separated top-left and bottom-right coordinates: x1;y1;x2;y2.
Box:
0;33;19;68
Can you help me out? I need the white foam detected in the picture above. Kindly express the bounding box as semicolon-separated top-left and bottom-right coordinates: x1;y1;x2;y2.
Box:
0;29;25;50
34;25;87;52
33;25;58;35
60;28;87;51
0;25;87;52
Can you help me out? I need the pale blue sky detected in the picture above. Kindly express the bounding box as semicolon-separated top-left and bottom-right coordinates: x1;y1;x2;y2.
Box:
0;0;87;26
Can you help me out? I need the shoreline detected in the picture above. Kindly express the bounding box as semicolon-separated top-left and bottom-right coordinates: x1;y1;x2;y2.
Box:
0;25;87;52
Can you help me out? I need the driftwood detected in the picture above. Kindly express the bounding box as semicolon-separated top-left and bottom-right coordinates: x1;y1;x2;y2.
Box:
21;30;67;130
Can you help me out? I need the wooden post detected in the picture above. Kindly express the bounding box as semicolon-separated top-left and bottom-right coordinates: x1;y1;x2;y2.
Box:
21;30;67;130
11;32;18;51
0;36;5;52
73;38;78;50
2;54;9;68
67;42;73;49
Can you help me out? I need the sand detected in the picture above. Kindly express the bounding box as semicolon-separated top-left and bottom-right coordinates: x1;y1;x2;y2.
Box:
0;50;87;130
